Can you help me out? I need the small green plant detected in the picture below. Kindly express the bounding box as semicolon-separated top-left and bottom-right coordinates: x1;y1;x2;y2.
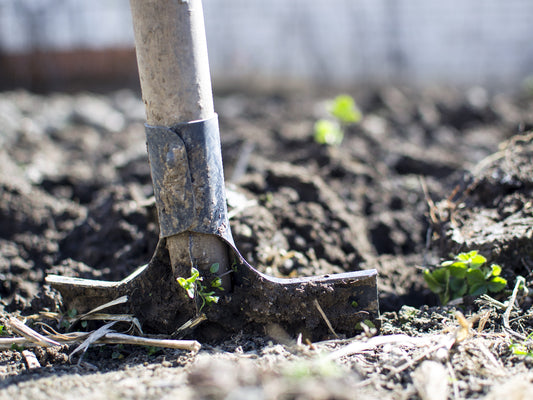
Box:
11;343;24;352
314;120;344;146
177;266;221;312
60;308;79;329
510;332;533;357
145;346;160;356
356;319;377;332
314;94;362;146
424;250;507;305
510;341;532;357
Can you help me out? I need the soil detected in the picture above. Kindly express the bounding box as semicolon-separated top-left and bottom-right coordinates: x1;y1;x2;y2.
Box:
1;86;533;399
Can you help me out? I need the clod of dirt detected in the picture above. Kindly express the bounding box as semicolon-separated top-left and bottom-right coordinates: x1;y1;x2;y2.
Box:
434;133;533;280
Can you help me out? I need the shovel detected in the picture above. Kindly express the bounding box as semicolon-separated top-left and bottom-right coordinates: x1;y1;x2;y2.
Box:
46;0;379;340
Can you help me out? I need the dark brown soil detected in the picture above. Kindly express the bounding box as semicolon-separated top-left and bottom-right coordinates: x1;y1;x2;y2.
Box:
2;86;533;399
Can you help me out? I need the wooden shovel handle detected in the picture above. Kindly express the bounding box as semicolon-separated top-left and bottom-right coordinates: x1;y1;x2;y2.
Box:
130;0;214;125
129;0;230;290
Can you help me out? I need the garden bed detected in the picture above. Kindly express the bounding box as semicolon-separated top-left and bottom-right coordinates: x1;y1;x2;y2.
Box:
1;86;533;398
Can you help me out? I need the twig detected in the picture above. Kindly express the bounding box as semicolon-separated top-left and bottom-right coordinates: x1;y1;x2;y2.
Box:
70;296;129;325
313;299;338;339
69;322;118;364
173;314;207;337
503;276;527;340
0;330;202;352
0;336;35;349
419;176;438;225
477;309;492;332
22;350;41;369
101;333;201;352
6;317;60;347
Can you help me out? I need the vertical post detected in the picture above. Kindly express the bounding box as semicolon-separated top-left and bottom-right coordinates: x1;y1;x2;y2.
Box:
130;0;229;289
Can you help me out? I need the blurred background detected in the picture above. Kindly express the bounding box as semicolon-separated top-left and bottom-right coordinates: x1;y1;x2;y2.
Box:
0;0;532;92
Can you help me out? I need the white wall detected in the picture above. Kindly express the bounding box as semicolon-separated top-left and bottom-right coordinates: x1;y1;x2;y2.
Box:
1;0;532;88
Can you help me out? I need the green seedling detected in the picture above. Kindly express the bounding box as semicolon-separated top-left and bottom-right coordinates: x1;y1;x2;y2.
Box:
314;94;362;146
510;341;532;357
423;250;507;305
314;120;344;146
11;343;24;352
329;94;362;124
177;266;221;312
145;346;161;356
177;268;199;299
60;308;79;329
509;332;533;357
210;277;223;290
356;319;377;332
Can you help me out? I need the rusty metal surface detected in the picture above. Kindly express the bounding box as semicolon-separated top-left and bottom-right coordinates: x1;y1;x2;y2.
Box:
146;116;233;244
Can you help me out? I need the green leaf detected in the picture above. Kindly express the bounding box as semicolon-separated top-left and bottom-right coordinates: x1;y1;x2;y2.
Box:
469;282;488;297
468;253;487;268
211;277;222;289
449;276;468;299
441;260;454;267
205;295;219;305
210;263;220;274
177;277;195;299
466;268;485;285
328;95;362;124
423;269;445;293
447;262;468;278
487;276;507;293
456;250;486;268
11;343;24;352
439;291;450;306
190;268;200;281
431;267;451;285
146;346;159;356
490;264;502;277
456;252;472;261
314;119;344;146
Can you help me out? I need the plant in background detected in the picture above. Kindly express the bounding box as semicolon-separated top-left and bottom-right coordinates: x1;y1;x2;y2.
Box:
314;94;362;146
423;250;507;305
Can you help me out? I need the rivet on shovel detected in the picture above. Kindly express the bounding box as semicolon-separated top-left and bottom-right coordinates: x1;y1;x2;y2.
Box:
46;0;379;341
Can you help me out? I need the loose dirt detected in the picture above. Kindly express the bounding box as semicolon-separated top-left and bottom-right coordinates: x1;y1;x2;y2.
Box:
1;86;533;399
